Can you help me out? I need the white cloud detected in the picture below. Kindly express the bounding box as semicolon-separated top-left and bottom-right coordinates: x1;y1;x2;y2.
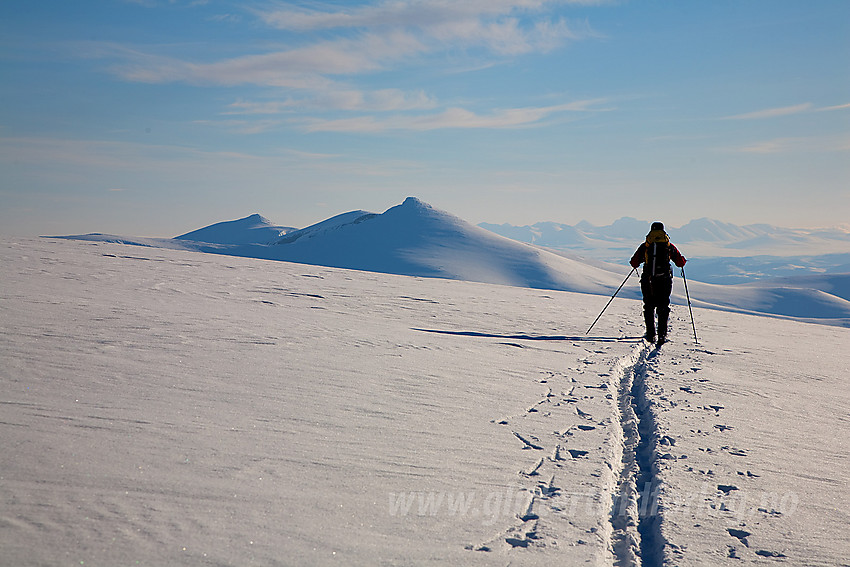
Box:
720;102;850;121
0;136;265;170
208;13;241;23
106;31;427;89
258;0;595;56
259;1;601;32
86;1;606;132
122;0;211;6
298;99;610;132
103;0;597;87
816;102;850;112
224;89;437;115
727;135;850;154
721;103;813;121
735;137;804;154
0;136;357;177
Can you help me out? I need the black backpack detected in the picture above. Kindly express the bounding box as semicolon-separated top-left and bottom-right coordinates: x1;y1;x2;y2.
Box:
645;233;672;277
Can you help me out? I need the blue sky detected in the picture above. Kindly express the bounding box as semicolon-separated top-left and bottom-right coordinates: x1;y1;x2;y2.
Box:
1;0;848;236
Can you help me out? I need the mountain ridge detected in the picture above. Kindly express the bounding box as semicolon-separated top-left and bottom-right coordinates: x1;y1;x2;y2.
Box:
48;198;850;326
479;216;850;248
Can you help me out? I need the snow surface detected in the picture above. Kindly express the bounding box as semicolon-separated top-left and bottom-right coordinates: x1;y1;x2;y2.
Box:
2;236;848;566
51;198;850;327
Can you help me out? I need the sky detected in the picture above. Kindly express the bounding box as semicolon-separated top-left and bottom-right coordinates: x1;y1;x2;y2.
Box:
1;0;848;237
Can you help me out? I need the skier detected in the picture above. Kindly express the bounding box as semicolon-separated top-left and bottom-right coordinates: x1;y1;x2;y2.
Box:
630;222;687;344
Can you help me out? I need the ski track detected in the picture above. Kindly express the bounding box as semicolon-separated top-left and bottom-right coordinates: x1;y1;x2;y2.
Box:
601;320;848;566
464;337;646;563
465;331;680;566
606;327;701;567
471;328;688;566
607;341;669;567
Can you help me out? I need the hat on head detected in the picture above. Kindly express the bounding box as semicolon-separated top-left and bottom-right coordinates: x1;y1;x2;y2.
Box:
651;222;664;231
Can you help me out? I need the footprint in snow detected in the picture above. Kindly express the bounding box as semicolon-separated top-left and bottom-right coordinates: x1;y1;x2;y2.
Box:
755;550;787;558
505;536;530;548
728;528;751;547
575;408;593;420
659;435;676;446
513;431;544;450
521;457;544;477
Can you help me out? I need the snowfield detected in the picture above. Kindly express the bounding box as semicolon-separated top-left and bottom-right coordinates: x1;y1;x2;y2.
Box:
2;236;848;566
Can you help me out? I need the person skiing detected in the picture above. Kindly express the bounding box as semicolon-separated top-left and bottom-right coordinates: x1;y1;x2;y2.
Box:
630;222;687;344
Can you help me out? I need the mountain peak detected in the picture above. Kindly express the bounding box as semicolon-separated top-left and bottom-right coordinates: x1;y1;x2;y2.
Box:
176;213;295;245
401;196;431;210
262;197;621;294
382;197;446;222
244;213;270;224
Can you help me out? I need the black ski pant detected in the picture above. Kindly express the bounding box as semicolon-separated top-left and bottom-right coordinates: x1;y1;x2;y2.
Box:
641;275;672;337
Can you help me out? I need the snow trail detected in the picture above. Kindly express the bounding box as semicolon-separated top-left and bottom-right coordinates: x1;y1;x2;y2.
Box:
633;348;667;566
609;343;667;567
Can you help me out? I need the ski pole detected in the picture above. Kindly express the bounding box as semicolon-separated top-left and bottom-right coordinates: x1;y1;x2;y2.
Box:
586;267;636;335
681;266;698;344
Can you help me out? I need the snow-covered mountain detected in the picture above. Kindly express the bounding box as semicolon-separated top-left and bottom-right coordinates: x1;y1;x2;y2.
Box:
481;217;850;285
669;253;850;285
175;213;296;245
49;198;850;327
481;216;850;251
259;197;624;295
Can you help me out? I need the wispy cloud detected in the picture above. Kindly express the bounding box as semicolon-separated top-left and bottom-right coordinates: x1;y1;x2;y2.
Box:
257;0;599;55
0;136;268;170
817;102;850;112
122;0;211;7
224;89;438;114
0;136;375;178
259;1;601;33
104;3;595;87
734;137;805;154
81;1;607;133
721;101;850;120
721;103;813;120
104;32;426;89
726;135;850;154
298;99;610;133
96;1;600;85
207;13;241;24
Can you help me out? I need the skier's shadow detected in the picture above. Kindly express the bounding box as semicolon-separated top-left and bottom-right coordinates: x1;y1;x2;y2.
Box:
413;328;641;343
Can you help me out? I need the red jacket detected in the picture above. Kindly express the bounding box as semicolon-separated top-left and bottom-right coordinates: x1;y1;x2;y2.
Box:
630;242;687;270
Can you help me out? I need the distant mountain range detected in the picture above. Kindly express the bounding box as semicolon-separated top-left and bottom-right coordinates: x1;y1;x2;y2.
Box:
58;198;629;296
479;217;850;254
480;217;850;284
51;198;850;327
